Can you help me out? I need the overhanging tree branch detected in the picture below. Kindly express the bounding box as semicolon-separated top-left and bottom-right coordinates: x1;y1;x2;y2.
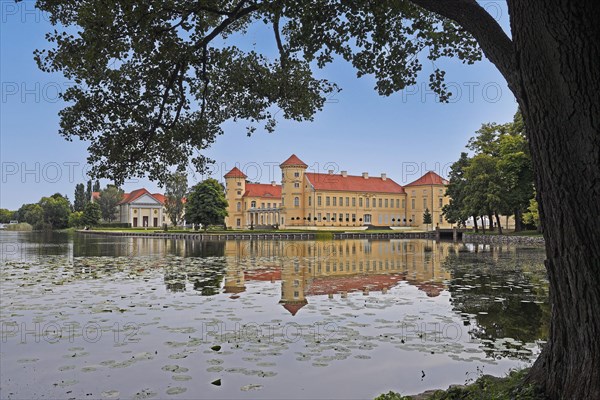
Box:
410;0;517;88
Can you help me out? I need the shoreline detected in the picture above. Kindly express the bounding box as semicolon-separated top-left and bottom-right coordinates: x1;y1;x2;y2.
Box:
76;229;545;244
76;229;437;241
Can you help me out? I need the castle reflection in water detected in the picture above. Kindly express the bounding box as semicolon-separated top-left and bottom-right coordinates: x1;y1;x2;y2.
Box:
73;236;461;316
222;240;453;315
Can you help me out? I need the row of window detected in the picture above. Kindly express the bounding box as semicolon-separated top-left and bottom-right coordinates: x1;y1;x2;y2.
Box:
237;197;444;212
410;197;444;210
310;196;404;208
289;213;444;224
240;201;280;210
294;196;444;209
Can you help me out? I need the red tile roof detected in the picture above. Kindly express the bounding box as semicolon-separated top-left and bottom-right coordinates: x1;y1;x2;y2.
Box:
243;183;282;199
152;193;166;204
91;191;101;201
245;268;282;281
117;188;165;205
408;281;445;297
405;171;448;186
280;154;308;168
224;167;247;178
281;302;307;316
306;274;404;295
305;173;405;194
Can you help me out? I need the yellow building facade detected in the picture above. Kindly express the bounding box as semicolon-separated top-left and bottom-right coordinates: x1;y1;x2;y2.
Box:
224;154;452;230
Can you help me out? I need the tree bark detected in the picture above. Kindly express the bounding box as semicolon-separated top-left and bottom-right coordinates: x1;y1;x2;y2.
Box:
494;212;503;235
514;208;523;232
488;212;494;231
472;215;478;232
507;2;600;398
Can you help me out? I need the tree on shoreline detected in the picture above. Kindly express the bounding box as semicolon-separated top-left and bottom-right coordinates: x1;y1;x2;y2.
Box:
34;1;600;397
185;179;228;231
74;183;86;212
39;194;71;229
96;185;124;222
82;202;102;227
422;208;432;231
164;172;188;226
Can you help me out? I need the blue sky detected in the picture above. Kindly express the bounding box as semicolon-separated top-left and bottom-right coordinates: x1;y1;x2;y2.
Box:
0;1;516;210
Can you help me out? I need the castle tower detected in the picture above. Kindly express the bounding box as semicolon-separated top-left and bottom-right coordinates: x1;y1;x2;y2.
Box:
279;154;308;228
224;167;247;229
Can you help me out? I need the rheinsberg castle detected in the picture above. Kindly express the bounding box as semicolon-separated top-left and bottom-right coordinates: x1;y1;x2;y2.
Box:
224;154;451;230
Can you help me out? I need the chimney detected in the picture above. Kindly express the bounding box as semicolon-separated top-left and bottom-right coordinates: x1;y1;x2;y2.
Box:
271;181;276;186
362;172;369;179
341;170;348;177
328;169;334;175
381;173;387;181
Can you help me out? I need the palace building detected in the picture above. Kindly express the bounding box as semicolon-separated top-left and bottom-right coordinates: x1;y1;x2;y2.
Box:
92;188;169;227
224;154;451;230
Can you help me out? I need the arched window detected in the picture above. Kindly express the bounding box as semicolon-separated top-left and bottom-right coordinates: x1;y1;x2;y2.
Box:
294;197;300;207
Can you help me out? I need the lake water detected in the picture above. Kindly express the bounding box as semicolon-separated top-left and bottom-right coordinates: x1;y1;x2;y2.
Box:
0;231;549;399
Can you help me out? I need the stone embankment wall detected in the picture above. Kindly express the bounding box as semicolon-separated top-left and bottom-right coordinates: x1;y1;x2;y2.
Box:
464;234;545;245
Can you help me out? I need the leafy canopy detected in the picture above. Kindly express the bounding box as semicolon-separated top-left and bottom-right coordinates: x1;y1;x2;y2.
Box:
164;172;188;226
185;178;228;229
96;185;124;222
35;0;481;184
82;202;102;226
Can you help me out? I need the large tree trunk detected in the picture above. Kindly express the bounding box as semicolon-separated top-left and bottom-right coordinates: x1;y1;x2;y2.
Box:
513;208;523;232
409;1;599;396
509;1;600;398
472;215;478;232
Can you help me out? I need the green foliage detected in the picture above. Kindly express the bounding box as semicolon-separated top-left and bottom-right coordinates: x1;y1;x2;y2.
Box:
16;203;45;228
4;223;33;231
93;180;101;192
74;183;86;211
442;152;471;226
374;392;412;400
69;211;84;227
423;208;432;225
523;196;540;229
34;1;481;184
445;110;535;231
375;369;545;400
185;179;228;230
39;194;72;229
164;172;188;226
85;180;92;203
97;222;132;228
0;208;15;223
96;185;124;222
82;202;102;226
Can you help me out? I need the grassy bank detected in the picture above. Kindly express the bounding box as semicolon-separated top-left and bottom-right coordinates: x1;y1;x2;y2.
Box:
3;223;33;231
375;369;545;400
